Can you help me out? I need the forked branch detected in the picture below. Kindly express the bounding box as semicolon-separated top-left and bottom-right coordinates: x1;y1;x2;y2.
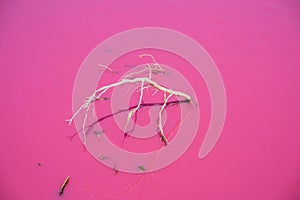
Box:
66;54;191;144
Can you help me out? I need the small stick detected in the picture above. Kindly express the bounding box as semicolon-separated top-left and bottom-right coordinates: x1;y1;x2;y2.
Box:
98;64;118;74
59;175;70;196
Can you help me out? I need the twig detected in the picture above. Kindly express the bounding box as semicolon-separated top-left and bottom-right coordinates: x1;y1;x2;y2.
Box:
59;175;70;196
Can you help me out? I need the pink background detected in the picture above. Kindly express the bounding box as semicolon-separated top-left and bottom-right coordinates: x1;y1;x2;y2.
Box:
1;0;300;200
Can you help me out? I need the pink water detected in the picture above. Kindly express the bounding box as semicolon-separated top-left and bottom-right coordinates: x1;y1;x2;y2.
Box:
1;0;300;200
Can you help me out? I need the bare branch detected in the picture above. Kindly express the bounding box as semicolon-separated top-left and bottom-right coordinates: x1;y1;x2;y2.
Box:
67;54;191;145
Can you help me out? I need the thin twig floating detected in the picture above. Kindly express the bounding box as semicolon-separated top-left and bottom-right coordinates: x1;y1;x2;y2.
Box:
98;64;118;74
59;175;70;196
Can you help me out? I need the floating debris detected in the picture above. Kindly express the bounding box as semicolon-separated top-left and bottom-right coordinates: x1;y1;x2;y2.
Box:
94;131;104;140
138;165;146;172
98;155;108;160
59;175;70;196
113;166;119;175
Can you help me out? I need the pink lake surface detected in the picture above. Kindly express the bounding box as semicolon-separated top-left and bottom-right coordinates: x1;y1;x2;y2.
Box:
1;0;300;200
